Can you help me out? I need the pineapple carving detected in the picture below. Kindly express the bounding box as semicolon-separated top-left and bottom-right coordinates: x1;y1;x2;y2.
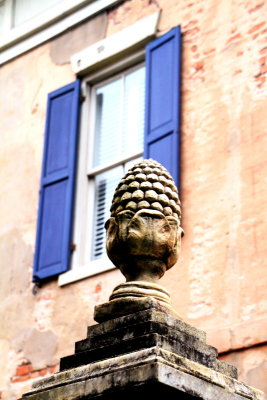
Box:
110;159;181;219
105;159;183;283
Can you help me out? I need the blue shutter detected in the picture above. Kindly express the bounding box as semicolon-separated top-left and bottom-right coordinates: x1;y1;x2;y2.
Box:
144;26;181;187
33;80;80;281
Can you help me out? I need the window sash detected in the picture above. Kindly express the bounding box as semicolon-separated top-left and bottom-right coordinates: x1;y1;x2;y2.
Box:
58;53;147;286
13;0;62;27
87;64;145;174
88;65;145;262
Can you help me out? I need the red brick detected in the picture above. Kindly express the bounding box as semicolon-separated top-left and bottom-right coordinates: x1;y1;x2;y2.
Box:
38;368;48;377
11;375;30;383
256;76;266;87
49;365;58;373
248;3;264;13
248;22;266;34
94;283;102;294
260;46;267;55
184;27;200;37
30;371;40;379
184;20;198;29
203;48;215;55
15;364;33;376
227;33;241;44
194;60;204;71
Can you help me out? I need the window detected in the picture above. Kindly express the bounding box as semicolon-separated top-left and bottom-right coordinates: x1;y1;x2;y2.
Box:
9;0;62;27
0;1;6;35
89;66;145;261
61;64;146;284
0;0;119;65
33;20;181;284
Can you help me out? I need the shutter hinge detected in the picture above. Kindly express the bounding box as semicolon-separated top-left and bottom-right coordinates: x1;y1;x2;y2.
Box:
32;281;42;295
70;243;77;252
79;93;86;103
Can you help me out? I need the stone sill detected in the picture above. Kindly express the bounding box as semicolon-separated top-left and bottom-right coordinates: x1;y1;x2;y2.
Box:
58;257;116;286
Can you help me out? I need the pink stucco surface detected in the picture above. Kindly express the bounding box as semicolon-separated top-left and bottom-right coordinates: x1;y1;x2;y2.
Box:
0;0;266;398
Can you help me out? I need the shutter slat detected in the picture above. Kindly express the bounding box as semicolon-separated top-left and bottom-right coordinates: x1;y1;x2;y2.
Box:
33;80;80;281
144;26;181;187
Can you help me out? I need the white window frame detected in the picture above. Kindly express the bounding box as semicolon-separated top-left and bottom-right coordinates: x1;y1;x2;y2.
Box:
58;54;145;286
58;12;160;286
0;0;121;65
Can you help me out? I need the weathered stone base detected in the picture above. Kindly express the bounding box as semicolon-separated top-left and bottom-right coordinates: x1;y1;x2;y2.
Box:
22;347;263;400
20;302;264;400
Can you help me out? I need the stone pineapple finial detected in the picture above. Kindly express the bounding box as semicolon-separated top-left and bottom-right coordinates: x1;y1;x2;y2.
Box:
105;159;183;284
110;159;181;219
94;159;183;321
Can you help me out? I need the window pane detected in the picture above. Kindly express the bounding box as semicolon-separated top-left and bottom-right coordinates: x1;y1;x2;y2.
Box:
123;67;145;156
124;156;143;173
0;3;4;34
91;166;123;260
13;0;62;26
93;78;122;167
93;66;145;168
91;66;145;263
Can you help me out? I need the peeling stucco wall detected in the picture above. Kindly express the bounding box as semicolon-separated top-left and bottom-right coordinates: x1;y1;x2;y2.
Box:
220;344;267;395
0;0;266;398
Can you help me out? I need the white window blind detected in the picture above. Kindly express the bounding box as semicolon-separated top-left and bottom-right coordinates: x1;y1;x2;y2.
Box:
92;166;123;259
93;67;145;168
93;78;123;167
90;65;145;261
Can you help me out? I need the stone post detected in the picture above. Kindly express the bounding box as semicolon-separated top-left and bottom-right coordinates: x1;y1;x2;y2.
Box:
21;160;264;400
